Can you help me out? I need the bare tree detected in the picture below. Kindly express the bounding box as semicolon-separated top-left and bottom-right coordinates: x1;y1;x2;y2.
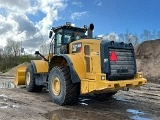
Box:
0;46;3;56
143;30;151;41
132;35;138;46
38;41;49;55
37;34;50;55
6;39;20;57
140;33;144;41
150;30;156;40
118;34;125;42
157;31;160;39
125;33;138;46
125;33;132;43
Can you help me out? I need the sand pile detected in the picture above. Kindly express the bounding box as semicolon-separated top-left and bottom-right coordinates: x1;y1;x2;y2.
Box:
2;62;29;77
135;39;160;83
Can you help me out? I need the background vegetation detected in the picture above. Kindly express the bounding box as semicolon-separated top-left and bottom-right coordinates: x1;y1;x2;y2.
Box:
0;39;40;73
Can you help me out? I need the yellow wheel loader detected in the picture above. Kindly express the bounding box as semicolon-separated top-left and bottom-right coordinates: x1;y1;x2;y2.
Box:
14;22;147;105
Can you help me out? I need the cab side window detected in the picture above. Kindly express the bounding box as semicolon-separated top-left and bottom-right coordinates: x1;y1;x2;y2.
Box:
64;34;71;43
56;33;62;45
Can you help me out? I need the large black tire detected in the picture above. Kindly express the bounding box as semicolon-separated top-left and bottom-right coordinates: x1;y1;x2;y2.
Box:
48;66;80;105
94;91;117;101
25;63;43;92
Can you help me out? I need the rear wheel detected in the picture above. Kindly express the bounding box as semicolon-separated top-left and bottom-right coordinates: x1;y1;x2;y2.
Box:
25;63;43;92
94;92;117;101
48;66;80;105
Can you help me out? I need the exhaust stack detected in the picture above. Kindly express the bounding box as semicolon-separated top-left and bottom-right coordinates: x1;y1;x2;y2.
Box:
87;23;94;38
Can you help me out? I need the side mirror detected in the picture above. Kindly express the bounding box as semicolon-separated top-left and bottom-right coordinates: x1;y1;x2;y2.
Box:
49;31;53;38
35;51;39;55
34;51;49;62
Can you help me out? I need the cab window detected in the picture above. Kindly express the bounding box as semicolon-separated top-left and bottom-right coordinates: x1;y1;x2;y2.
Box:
63;30;74;43
56;32;62;45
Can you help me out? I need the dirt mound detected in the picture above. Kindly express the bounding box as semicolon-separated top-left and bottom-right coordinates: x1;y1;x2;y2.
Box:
2;62;29;77
135;39;160;83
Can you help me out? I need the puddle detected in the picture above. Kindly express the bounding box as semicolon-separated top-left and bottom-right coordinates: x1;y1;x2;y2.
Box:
127;109;145;115
0;81;16;89
0;94;19;109
79;97;91;106
47;109;106;120
0;94;8;98
0;76;14;79
127;109;152;120
0;102;19;109
114;97;136;103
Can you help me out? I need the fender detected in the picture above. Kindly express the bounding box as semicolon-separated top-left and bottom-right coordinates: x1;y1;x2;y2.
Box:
50;54;85;83
30;60;48;86
30;60;49;73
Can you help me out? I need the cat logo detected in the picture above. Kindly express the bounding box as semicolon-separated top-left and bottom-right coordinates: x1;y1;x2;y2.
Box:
72;44;77;52
72;42;82;53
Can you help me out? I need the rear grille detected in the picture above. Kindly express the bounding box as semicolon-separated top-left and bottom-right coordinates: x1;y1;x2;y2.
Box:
109;49;136;80
100;40;137;81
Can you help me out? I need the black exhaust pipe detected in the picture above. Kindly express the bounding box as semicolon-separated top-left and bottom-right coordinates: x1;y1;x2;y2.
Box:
87;23;94;38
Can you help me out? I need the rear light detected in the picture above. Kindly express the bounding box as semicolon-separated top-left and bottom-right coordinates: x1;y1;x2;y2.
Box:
110;51;118;61
139;73;143;78
101;76;105;80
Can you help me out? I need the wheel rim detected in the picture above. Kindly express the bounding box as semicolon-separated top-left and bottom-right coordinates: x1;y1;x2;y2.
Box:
26;72;30;85
52;77;61;96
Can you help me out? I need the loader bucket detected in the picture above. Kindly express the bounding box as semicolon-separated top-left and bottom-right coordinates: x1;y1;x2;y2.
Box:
14;66;27;86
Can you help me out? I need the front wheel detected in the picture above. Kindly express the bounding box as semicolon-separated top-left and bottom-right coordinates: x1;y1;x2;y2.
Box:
25;63;43;92
48;66;80;105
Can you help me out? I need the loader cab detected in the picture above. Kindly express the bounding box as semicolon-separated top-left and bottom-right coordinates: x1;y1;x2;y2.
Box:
49;22;88;54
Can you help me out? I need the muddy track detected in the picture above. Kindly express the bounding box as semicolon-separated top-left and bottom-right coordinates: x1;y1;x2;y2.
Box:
0;76;160;120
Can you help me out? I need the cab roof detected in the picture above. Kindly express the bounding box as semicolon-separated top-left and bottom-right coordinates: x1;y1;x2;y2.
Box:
52;24;87;33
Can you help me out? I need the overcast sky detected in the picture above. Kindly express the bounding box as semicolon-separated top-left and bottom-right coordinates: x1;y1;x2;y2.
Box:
0;0;160;53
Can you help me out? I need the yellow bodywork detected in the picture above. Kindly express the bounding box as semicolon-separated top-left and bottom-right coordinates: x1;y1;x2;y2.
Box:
32;60;48;73
14;39;147;94
66;54;86;80
81;72;147;94
69;39;147;94
14;66;27;85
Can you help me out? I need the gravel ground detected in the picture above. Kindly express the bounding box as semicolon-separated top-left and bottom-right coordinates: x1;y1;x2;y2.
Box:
0;75;160;120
